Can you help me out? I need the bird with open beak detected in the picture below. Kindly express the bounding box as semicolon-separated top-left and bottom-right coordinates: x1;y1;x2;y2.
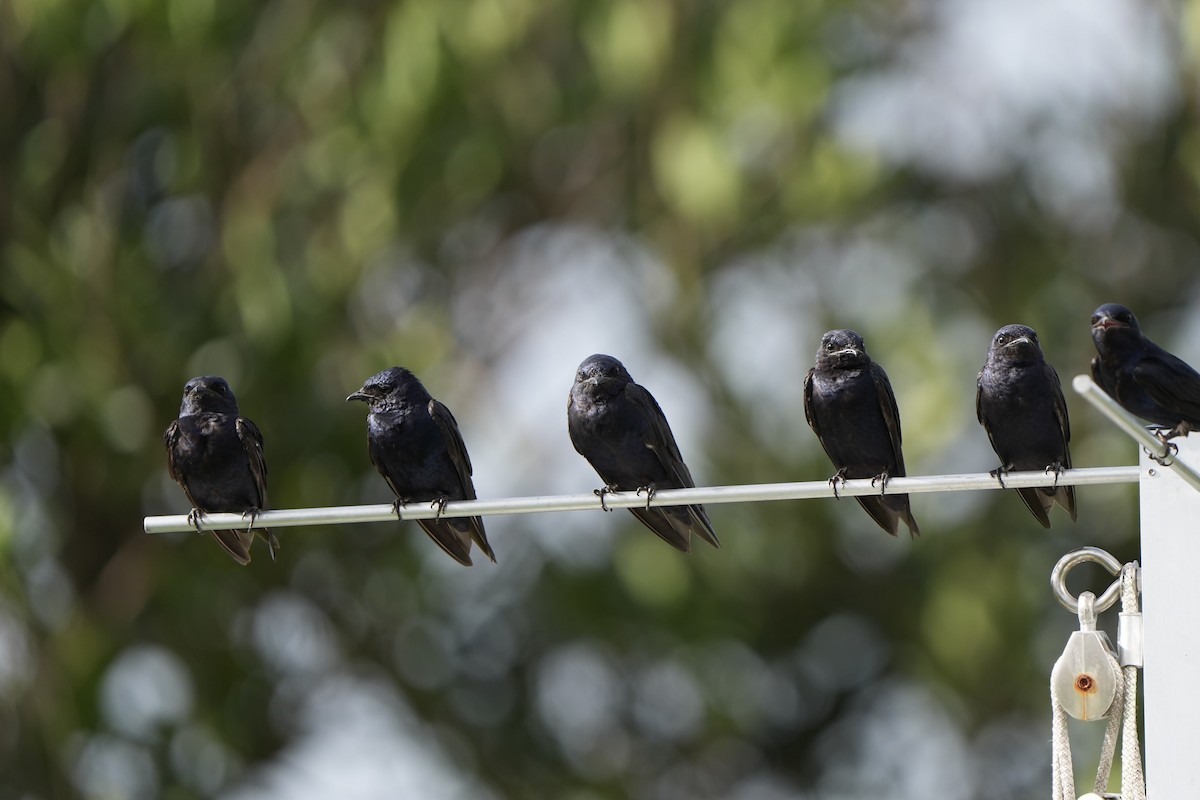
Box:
1090;303;1200;440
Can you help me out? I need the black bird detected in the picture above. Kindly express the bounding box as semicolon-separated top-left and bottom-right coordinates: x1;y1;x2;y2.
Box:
804;330;920;537
567;354;720;553
347;367;494;566
1091;303;1200;439
164;376;279;565
977;324;1076;528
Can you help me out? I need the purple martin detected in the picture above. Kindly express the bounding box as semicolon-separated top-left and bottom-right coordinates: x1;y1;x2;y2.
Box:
804;330;919;538
1091;303;1200;439
567;354;720;553
164;376;279;565
347;367;495;566
977;324;1076;528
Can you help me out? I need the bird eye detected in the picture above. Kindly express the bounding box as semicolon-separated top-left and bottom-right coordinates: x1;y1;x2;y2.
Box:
215;383;226;394
825;341;835;350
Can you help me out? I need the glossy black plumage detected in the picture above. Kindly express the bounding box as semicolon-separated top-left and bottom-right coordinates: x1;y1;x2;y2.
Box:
347;367;494;566
164;376;279;565
567;354;719;553
1090;303;1200;438
804;330;919;537
976;324;1076;528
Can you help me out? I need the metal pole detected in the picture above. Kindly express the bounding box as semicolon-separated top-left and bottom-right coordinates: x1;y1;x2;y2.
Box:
1072;374;1200;492
143;466;1140;534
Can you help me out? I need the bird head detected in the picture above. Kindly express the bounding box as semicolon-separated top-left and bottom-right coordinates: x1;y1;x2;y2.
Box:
573;354;634;397
179;376;240;416
1091;303;1139;334
988;324;1043;364
815;329;870;370
346;366;428;411
1090;304;1142;353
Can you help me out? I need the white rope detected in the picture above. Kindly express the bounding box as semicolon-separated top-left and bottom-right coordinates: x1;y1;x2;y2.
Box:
1092;648;1125;794
1120;564;1146;800
1051;677;1076;800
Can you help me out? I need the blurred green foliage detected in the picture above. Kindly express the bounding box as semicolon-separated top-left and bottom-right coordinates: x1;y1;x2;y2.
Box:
0;0;1195;797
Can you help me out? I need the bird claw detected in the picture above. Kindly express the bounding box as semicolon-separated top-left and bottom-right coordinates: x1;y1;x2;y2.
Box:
871;472;890;495
828;469;847;500
1155;422;1191;443
636;484;657;510
186;508;205;532
1148;441;1178;467
988;465;1011;489
1044;462;1066;490
391;498;408;519
431;497;449;519
594;486;616;512
241;507;261;531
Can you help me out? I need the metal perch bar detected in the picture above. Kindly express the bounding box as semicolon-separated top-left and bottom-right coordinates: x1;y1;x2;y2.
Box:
1071;374;1200;493
144;466;1140;534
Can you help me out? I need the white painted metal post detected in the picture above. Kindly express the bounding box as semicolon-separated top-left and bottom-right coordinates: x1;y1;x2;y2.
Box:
1140;435;1200;799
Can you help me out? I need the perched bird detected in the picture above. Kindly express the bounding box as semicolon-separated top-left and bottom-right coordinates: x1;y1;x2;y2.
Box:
976;324;1076;528
164;376;279;565
1091;303;1200;439
567;354;720;553
347;367;494;566
804;329;920;537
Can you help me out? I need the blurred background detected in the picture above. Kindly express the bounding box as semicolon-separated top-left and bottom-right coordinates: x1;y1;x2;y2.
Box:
1;0;1197;797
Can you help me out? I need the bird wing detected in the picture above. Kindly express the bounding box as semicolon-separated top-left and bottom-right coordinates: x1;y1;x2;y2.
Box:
164;420;185;485
428;399;477;501
974;369;984;426
164;419;202;510
1132;350;1200;422
802;368;819;437
1046;362;1072;466
871;362;906;475
427;400;495;562
974;368;1003;457
236;417;270;510
624;382;695;489
623;383;719;548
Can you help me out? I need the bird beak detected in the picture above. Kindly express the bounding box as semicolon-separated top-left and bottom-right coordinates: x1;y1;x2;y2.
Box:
1093;316;1124;331
346;389;370;403
1004;336;1033;348
833;347;861;357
